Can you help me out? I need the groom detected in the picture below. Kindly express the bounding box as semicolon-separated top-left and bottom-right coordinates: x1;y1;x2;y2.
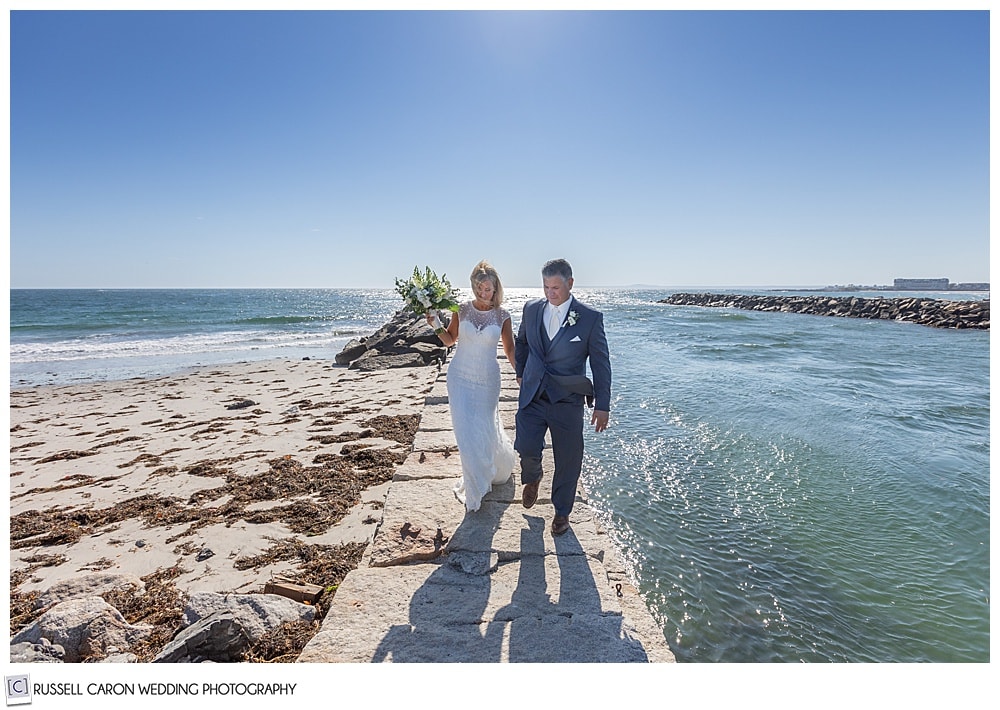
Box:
514;259;611;536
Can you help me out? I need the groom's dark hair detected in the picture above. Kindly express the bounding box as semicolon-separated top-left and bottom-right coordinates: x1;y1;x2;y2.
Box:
542;259;573;281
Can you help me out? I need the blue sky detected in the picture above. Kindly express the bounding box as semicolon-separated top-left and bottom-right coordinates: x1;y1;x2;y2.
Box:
8;8;990;289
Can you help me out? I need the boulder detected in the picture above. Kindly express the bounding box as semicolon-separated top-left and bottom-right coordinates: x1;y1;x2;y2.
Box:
335;338;368;365
10;638;66;663
350;352;426;371
337;310;451;367
36;573;145;610
11;596;152;663
153;610;250;663
408;341;448;364
100;650;139;663
181;591;316;643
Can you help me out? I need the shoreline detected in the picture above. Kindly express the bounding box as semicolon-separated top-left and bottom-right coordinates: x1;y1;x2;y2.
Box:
9;347;357;391
10;338;677;663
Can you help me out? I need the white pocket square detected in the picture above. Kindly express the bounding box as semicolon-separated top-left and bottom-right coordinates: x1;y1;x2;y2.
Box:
570;336;582;342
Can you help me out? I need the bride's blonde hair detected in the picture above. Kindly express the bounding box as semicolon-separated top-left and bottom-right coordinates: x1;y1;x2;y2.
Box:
470;260;504;308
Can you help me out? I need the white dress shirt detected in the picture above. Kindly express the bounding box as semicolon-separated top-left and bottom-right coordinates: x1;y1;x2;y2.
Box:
545;298;572;340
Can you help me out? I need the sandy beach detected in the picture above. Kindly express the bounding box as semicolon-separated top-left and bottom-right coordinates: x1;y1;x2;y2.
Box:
10;357;439;658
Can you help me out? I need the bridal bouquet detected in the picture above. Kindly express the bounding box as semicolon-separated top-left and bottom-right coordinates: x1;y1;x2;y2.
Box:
394;266;460;328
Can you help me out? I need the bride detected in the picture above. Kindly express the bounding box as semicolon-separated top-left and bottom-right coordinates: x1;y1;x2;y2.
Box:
427;260;517;512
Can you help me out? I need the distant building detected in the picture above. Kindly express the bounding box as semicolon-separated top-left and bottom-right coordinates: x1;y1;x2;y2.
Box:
893;278;951;290
891;278;989;291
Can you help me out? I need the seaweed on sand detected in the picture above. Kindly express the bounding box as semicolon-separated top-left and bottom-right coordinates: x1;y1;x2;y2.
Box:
360;414;420;445
235;538;367;662
10;414;414;548
99;565;187;662
9;554;67;635
9;413;422;660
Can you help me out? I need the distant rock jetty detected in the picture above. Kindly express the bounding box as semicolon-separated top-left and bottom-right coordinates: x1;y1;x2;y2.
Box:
336;310;449;369
659;293;989;330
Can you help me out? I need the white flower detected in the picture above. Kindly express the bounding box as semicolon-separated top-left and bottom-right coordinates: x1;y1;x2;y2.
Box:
395;266;460;316
409;286;430;308
565;310;579;327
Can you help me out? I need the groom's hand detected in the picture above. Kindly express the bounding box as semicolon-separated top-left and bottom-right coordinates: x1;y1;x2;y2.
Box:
592;409;609;433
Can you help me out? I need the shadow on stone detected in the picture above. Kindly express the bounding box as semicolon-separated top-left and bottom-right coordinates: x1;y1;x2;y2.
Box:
370;493;507;662
494;515;649;663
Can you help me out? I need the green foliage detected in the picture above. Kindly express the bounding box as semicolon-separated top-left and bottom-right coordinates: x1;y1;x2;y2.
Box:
394;265;461;315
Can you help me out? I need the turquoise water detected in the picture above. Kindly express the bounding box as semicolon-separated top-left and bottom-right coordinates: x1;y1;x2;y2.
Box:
9;288;399;386
580;290;989;662
8;288;990;661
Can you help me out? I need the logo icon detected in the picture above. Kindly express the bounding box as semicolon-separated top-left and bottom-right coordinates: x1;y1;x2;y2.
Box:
5;676;31;706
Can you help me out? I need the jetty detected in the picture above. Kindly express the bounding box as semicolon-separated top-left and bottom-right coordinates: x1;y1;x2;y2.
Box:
660;293;989;329
298;346;675;663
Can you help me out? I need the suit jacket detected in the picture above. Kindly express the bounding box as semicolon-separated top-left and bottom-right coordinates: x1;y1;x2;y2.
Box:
514;296;611;412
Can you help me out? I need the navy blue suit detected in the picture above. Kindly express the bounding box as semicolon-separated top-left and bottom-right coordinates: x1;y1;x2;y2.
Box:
514;296;611;517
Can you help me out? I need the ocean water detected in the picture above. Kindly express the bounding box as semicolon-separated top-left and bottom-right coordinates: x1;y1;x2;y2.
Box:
8;288;400;386
8;288;990;662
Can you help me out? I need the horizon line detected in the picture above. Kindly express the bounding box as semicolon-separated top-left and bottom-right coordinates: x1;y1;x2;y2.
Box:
8;283;991;291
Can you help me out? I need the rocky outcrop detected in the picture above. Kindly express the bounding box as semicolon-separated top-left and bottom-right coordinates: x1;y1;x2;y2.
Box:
336;310;450;369
11;584;319;663
153;610;250;663
181;591;317;642
10;638;66;663
152;592;318;662
11;596;154;663
36;573;145;610
660;293;989;330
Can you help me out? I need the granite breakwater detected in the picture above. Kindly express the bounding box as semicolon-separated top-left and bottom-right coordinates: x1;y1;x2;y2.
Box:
660;293;989;330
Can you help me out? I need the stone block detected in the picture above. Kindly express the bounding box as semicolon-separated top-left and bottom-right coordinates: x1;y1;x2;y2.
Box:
297;553;650;663
500;408;517;431
392;451;464;481
412;428;458;451
425;380;449;405
368;478;466;566
263;580;324;605
416;404;453;431
445;500;604;560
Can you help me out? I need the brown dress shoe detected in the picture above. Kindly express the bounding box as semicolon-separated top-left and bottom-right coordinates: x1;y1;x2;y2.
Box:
522;480;540;509
551;515;570;536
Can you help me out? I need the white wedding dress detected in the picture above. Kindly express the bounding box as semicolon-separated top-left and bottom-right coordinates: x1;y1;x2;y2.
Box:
446;301;516;512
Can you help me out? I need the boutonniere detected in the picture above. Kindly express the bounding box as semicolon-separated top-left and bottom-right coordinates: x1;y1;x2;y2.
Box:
565;310;579;328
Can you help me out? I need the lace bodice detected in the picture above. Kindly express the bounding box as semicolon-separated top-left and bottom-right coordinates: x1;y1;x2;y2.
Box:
458;301;510;334
448;302;510;386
